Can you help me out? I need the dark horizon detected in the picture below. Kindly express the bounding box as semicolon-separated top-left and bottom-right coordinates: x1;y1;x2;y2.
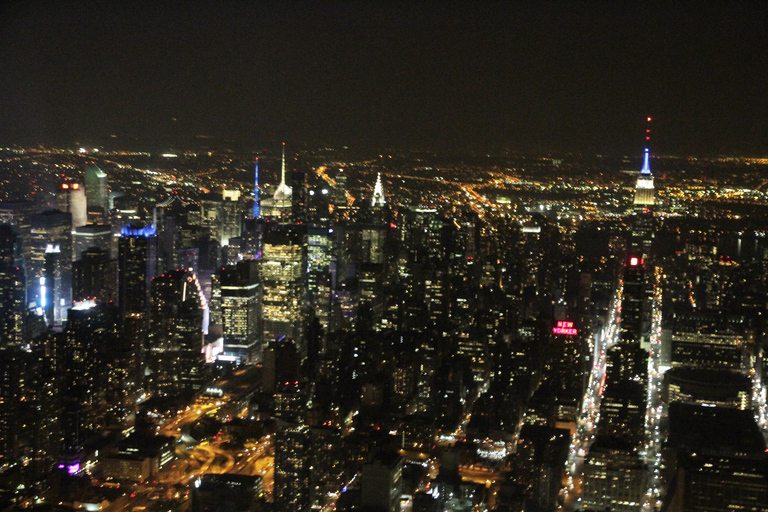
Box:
1;1;767;156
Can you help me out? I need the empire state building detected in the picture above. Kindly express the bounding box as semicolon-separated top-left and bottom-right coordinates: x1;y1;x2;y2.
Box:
633;147;655;209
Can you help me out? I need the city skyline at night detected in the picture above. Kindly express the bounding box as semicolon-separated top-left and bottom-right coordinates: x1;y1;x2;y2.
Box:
2;3;768;512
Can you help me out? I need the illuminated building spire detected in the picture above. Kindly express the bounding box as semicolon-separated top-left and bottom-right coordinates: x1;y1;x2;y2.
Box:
253;157;260;218
273;142;292;204
371;172;386;207
640;148;651;175
634;117;655;208
641;116;652;175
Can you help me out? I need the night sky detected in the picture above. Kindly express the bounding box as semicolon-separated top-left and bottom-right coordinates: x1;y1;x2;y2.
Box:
1;1;766;155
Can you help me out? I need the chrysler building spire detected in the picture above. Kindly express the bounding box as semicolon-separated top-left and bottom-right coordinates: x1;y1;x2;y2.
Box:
371;172;386;207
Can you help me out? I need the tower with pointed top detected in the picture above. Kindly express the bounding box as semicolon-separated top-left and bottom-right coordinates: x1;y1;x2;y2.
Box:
633;117;655;210
253;158;261;219
263;143;293;222
371;173;386;208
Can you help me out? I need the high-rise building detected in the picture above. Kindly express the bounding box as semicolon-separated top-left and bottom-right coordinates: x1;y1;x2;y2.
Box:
361;452;404;512
261;225;307;348
118;223;158;394
59;301;119;451
0;225;26;348
43;244;68;325
74;223;113;260
582;437;647;512
669;308;751;372
191;473;264;512
118;223;157;318
29;210;73;308
148;269;205;395
274;423;310;512
73;247;117;303
633;148;655;210
56;180;88;229
262;143;293;222
664;402;768;512
262;336;300;394
218;260;261;363
292;166;308;223
84;163;109;223
252;157;261;219
307;227;333;330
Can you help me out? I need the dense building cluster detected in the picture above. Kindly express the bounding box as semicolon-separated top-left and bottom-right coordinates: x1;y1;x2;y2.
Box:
1;142;768;512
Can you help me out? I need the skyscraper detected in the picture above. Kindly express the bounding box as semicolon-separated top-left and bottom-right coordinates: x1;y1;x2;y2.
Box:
218;259;261;363
261;225;307;349
73;247;117;303
56;180;88;229
633;148;655;210
262;143;293;222
84;163;109;223
29;210;73;309
252;157;260;219
148;269;205;395
273;424;310;512
118;223;157;318
74;223;113;260
0;225;26;348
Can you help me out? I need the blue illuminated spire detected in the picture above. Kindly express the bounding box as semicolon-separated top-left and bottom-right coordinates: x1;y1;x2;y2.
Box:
640;147;651;175
253;157;260;218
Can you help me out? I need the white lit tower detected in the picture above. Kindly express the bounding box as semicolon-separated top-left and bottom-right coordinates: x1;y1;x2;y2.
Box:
56;180;88;229
271;143;293;222
371;173;386;208
369;172;388;225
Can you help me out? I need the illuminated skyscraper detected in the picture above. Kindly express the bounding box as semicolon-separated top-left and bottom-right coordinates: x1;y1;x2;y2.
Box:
118;223;157;317
634;118;655;211
56;180;88;229
74;223;113;259
274;423;310;512
371;172;386;208
0;225;26;348
219;260;261;363
59;301;119;450
84;163;109;223
30;210;73;323
261;225;307;348
253;157;261;219
148;269;205;394
262;143;293;222
118;223;158;392
307;227;333;330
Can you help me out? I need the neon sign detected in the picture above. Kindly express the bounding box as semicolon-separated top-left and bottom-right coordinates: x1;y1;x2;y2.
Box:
553;321;577;335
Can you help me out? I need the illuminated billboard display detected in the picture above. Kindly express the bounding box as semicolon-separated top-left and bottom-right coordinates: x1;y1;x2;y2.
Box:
553;320;577;335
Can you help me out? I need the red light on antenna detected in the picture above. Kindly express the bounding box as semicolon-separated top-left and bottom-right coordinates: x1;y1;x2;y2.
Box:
647;117;652;122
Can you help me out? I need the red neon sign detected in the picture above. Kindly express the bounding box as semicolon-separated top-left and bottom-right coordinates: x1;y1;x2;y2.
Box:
553;320;577;335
